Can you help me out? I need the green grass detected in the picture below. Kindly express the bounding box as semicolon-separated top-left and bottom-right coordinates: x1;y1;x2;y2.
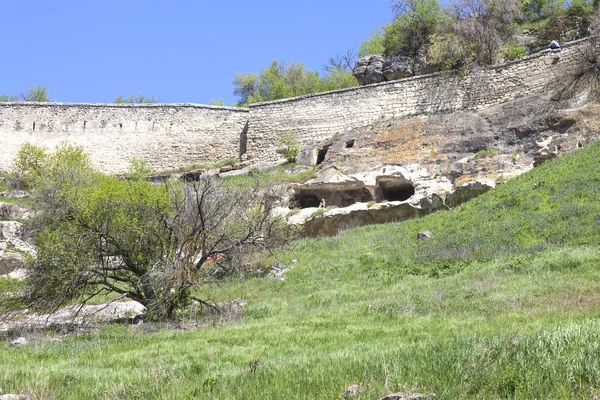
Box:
471;148;501;160
223;163;317;187
3;141;600;399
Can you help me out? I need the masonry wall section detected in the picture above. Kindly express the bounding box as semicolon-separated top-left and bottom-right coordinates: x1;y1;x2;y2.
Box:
0;103;249;173
246;38;590;162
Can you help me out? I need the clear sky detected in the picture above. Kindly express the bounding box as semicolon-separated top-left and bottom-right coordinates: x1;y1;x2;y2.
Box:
2;1;392;105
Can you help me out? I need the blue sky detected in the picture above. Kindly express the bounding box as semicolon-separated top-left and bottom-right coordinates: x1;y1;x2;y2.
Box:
2;1;392;105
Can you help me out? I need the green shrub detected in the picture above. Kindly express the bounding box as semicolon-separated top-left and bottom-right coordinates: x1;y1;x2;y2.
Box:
501;44;527;61
278;131;300;163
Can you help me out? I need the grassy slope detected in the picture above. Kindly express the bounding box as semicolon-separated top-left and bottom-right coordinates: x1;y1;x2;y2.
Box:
2;142;600;399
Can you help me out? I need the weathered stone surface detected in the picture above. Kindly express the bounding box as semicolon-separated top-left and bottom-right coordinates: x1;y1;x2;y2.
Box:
446;180;496;208
246;39;591;163
0;203;30;220
0;301;146;332
383;55;414;80
0;251;25;275
0;103;249;174
296;145;319;165
0;222;34;255
219;160;287;178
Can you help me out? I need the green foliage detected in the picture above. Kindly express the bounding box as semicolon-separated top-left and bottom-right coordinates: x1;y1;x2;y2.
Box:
209;98;226;106
0;94;18;102
20;85;50;102
385;0;444;55
358;27;387;57
129;157;152;181
233;60;356;106
427;33;474;71
501;43;527;61
277;131;300;162
12;143;49;188
114;94;160;104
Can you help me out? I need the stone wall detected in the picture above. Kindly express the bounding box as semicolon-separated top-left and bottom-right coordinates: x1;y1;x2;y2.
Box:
0;103;249;173
0;38;592;172
245;38;591;162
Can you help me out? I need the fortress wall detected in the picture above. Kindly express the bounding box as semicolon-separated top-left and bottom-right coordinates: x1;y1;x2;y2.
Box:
246;38;590;162
0;103;249;173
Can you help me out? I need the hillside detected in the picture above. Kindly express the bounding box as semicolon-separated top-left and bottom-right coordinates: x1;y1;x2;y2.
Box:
2;136;600;398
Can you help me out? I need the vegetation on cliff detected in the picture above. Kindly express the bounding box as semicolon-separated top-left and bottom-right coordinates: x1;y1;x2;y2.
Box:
2;135;600;398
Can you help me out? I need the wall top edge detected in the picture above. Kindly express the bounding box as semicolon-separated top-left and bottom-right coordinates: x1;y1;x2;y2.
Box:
0;102;250;112
249;37;591;108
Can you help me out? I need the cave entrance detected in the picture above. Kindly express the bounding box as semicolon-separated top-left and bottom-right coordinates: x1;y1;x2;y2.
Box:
292;186;373;209
316;144;331;165
376;177;415;202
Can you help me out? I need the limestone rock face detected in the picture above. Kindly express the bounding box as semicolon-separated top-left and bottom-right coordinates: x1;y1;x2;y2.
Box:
296;145;319;166
446;180;496;208
0;221;34;254
383;55;414;81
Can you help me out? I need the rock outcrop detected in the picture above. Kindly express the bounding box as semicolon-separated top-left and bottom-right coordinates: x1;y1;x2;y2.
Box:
354;54;415;85
446;180;496;208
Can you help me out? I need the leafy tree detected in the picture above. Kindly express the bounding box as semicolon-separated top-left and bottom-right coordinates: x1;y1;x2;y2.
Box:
210;98;226;106
20;85;50;102
0;94;18;102
233;60;356;106
4;143;295;320
385;0;444;55
115;94;161;104
358;27;387;57
278;131;300;162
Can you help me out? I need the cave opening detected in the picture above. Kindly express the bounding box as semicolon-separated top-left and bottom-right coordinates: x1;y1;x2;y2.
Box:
316;144;331;165
346;139;355;148
376;178;415;202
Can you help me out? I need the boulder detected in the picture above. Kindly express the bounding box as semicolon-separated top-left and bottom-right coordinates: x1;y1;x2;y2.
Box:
354;55;386;85
0;203;30;220
383;55;414;81
0;251;26;275
446;180;495;208
296;145;319;166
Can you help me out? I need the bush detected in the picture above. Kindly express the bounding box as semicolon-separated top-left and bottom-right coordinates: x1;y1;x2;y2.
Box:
12;143;48;188
501;44;527;61
278;131;300;163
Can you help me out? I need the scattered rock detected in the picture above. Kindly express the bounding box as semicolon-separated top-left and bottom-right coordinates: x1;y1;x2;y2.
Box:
219;165;233;173
0;395;37;400
0;301;146;332
417;231;433;240
446;180;495;208
7;269;28;280
0;251;26;275
342;384;363;397
533;147;558;166
267;261;291;280
10;337;28;347
0;203;30;220
0;191;28;200
379;392;435;400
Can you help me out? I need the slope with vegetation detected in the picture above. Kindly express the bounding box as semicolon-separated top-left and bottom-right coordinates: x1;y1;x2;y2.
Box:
2;134;600;398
